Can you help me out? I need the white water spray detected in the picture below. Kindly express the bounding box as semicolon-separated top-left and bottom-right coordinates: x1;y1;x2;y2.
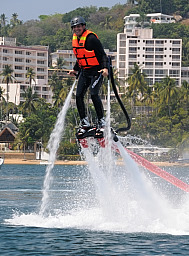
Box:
40;79;77;215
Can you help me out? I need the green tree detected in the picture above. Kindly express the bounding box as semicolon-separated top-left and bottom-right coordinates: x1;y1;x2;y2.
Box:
26;68;36;89
159;76;178;119
20;86;39;116
180;80;189;114
15;126;30;159
55;57;67;69
10;13;22;27
0;65;16;122
126;63;147;114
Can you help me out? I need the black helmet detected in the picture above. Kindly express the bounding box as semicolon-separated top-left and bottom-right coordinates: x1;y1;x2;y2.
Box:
71;16;86;28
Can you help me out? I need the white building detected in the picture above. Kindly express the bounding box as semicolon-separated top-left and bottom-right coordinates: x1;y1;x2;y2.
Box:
118;13;181;89
124;13;175;34
0;37;53;104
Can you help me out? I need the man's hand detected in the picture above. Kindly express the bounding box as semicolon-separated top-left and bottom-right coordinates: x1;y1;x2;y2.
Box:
68;70;77;76
99;68;108;77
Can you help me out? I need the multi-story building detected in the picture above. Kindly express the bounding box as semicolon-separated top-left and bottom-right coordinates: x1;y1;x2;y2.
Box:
0;37;53;104
117;13;182;89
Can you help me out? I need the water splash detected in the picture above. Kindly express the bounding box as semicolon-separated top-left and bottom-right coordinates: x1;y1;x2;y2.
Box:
39;79;77;216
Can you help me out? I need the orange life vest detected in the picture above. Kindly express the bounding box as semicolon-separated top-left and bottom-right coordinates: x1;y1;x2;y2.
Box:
72;30;100;69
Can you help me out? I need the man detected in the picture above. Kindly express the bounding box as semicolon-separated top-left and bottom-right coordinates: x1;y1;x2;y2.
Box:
69;16;108;137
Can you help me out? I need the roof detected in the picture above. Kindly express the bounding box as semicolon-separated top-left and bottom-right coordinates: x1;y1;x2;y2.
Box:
0;127;16;143
2;122;18;134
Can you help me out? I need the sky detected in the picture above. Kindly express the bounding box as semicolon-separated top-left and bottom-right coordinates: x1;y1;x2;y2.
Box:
1;0;127;22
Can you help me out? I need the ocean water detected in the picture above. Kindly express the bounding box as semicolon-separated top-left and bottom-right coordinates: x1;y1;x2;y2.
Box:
1;162;189;255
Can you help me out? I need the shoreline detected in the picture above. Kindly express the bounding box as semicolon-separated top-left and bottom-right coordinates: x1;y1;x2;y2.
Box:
2;158;189;166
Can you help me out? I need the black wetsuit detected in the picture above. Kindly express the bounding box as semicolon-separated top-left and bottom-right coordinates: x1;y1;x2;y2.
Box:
73;32;108;121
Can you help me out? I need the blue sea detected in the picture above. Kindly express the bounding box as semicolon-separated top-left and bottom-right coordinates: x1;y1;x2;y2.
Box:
1;162;189;255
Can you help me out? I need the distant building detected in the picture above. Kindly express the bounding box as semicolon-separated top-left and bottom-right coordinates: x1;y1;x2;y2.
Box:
124;13;175;34
0;37;53;104
117;13;182;89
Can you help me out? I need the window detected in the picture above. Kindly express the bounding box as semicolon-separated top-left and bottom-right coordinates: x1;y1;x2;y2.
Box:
3;49;8;53
145;40;154;45
119;62;125;68
172;41;180;45
15;58;23;62
129;54;137;59
155;48;164;52
120;34;126;40
119;55;125;61
120;41;126;47
129;40;137;44
169;70;179;77
129;62;136;66
145;62;153;66
145;55;154;59
129;47;137;52
172;55;180;60
155;69;168;76
37;52;45;57
172;48;180;53
119;70;125;77
155;78;163;83
15;66;23;70
120;48;126;54
172;62;180;67
37;68;45;72
15;50;23;54
155;55;163;59
145;48;154;52
155;62;163;66
15;74;22;77
143;69;153;75
155;40;164;45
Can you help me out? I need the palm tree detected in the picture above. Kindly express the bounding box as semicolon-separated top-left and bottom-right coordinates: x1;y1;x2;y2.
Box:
10;13;22;27
0;86;5;121
54;79;69;108
142;85;155;118
20;87;39;116
26;68;36;89
0;13;7;27
181;80;189;114
126;63;147;114
16;127;30;159
159;76;178;119
0;65;15;122
55;57;67;69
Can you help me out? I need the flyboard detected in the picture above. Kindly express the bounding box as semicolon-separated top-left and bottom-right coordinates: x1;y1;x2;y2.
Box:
76;57;189;193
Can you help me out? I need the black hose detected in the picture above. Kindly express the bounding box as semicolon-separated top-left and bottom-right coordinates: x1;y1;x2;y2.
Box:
108;57;131;133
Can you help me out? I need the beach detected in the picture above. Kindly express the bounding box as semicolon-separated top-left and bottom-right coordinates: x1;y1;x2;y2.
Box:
3;158;189;166
3;158;87;165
